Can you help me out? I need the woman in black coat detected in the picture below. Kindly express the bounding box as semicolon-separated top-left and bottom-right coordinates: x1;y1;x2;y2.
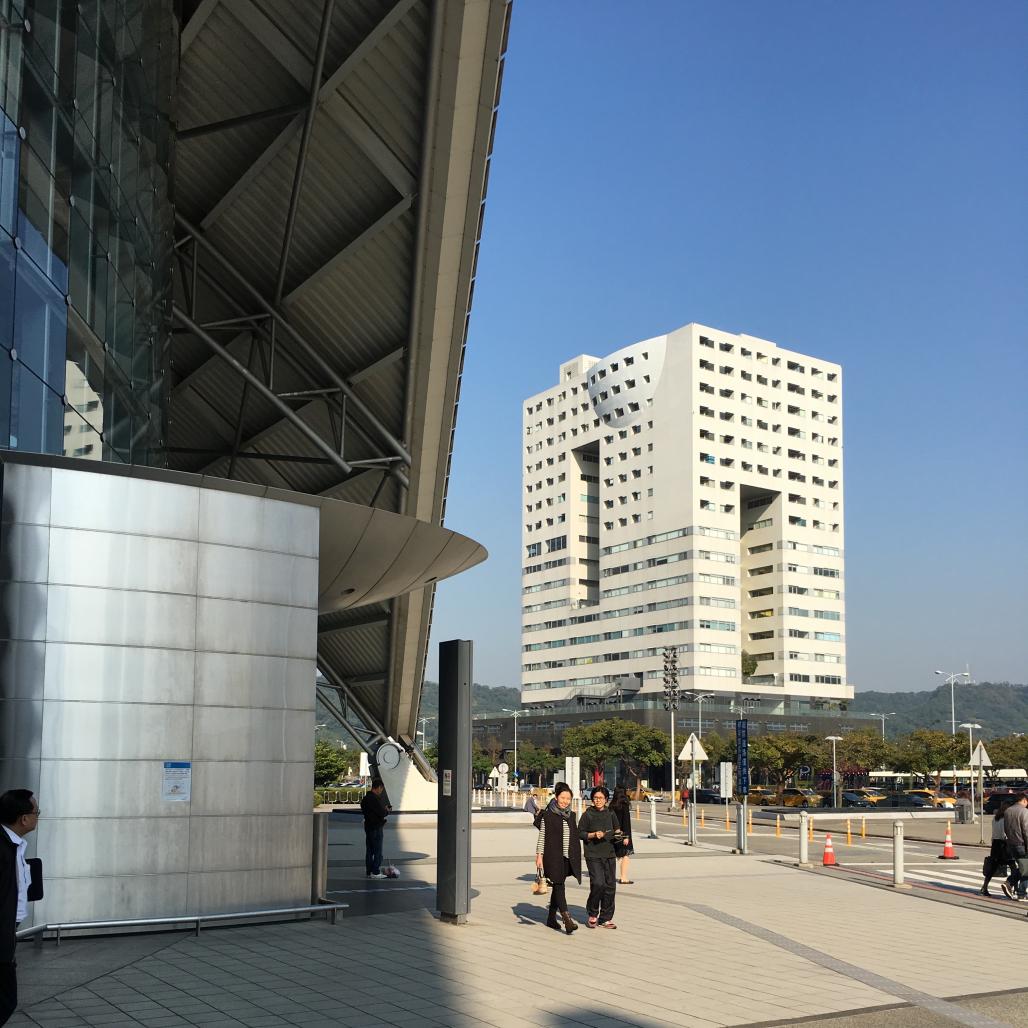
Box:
535;782;582;934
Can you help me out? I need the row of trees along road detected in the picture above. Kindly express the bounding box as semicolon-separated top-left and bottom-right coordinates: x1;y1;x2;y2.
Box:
322;722;1028;792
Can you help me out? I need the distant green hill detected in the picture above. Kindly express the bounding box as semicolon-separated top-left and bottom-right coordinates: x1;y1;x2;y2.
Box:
850;681;1028;738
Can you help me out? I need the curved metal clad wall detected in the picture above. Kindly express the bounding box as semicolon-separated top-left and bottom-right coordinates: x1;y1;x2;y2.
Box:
0;461;318;922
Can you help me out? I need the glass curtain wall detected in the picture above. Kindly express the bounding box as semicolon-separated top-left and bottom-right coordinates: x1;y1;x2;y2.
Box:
0;0;174;465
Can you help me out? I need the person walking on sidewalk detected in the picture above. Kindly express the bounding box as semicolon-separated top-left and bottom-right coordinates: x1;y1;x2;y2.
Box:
578;786;620;929
610;786;634;885
535;783;582;934
982;799;1015;897
1;790;42;1027
360;778;391;880
1001;793;1028;901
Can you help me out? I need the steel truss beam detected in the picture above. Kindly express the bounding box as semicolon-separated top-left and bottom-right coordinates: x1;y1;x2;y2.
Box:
317;666;390;748
205;0;417;232
177;103;305;141
171;306;355;477
175;214;412;478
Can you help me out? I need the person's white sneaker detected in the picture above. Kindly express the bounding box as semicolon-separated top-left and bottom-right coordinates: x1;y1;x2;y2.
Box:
368;872;388;880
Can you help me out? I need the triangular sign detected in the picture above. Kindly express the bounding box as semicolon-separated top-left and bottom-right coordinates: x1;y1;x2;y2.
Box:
970;741;992;768
678;733;708;762
488;766;501;779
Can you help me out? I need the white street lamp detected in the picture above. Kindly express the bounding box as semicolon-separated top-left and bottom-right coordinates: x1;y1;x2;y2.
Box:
870;712;895;741
502;709;523;785
959;722;982;823
417;715;435;752
935;670;971;736
685;692;715;739
826;736;843;808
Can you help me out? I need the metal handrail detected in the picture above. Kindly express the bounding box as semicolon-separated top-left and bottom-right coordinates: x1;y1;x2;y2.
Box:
16;902;349;947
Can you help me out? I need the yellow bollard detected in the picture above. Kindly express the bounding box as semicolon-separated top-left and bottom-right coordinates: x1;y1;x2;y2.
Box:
846;819;852;846
775;814;781;838
808;815;814;842
635;803;641;820
861;816;866;839
747;808;753;835
725;806;730;832
700;809;705;829
682;807;687;828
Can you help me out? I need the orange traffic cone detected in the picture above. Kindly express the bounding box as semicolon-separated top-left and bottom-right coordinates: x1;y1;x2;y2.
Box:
822;832;837;867
938;823;959;860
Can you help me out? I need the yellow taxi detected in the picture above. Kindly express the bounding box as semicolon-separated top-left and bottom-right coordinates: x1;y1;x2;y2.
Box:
904;789;955;810
746;786;777;806
851;788;888;805
781;788;822;808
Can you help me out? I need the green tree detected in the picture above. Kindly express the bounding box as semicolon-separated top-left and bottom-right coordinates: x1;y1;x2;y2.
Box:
748;734;826;793
837;730;895;774
517;741;563;785
562;719;669;797
422;744;439;771
472;740;493;781
741;651;758;678
984;735;1028;771
894;729;964;786
313;739;348;787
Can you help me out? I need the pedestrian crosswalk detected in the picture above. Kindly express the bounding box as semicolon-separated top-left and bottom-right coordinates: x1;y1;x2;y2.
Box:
858;860;1024;901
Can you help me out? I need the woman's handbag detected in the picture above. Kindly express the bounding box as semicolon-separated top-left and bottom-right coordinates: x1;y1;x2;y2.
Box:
531;868;549;895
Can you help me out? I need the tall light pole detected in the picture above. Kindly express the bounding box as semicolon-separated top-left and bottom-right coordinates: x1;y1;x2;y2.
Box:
686;692;715;739
826;736;842;808
502;709;523;785
937;669;971;798
418;715;435;751
870;712;895;741
663;646;680;809
935;669;971;736
959;722;981;823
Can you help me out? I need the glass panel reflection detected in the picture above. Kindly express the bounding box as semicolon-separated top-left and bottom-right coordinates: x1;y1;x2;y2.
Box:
0;0;173;465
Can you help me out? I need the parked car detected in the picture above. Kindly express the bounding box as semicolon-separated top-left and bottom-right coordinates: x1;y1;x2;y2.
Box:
781;788;821;808
883;791;935;808
904;789;955;810
984;790;1017;815
746;786;777;806
841;791;874;808
693;788;723;804
851;788;888;805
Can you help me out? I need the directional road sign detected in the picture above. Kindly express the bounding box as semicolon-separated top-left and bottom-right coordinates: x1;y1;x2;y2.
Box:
678;733;708;762
970;741;993;768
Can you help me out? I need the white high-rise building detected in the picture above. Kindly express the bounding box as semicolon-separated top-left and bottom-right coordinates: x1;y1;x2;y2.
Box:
521;322;851;712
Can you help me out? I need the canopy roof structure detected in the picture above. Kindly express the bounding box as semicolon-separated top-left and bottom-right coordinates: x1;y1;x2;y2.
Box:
168;0;509;747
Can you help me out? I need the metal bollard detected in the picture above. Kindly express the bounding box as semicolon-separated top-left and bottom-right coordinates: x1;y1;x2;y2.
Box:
647;797;659;839
687;800;697;846
799;810;810;865
893;820;909;888
735;803;747;853
311;811;329;902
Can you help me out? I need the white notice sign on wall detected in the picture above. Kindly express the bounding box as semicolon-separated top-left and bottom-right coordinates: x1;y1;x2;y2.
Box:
162;761;192;802
442;769;452;797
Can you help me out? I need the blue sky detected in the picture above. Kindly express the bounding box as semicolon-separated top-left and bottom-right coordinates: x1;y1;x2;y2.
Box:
427;2;1028;696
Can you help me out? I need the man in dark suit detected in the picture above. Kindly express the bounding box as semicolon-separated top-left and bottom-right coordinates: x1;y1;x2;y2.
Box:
1;790;41;1026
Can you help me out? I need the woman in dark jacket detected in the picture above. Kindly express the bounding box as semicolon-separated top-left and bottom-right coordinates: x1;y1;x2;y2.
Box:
535;782;582;934
610;786;634;884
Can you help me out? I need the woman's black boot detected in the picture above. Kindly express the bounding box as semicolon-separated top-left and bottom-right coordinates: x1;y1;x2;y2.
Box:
561;911;578;934
546;908;561;932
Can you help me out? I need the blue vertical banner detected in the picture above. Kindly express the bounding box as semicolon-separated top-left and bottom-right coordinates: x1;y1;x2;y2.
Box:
735;720;749;796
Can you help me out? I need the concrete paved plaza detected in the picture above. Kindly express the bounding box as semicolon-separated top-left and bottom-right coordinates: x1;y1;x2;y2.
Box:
9;814;1028;1028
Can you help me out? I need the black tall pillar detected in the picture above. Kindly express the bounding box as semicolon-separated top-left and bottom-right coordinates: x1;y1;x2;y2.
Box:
437;639;472;923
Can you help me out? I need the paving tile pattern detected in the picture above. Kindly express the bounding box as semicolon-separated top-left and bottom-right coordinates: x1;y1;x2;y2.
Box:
9;852;1028;1027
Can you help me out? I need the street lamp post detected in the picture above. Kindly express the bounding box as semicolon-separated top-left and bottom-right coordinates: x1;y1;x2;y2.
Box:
936;669;971;800
663;647;680;809
871;712;896;741
935;669;971;736
502;709;523;785
417;715;435;752
826;736;843;808
959;722;981;824
686;692;715;739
